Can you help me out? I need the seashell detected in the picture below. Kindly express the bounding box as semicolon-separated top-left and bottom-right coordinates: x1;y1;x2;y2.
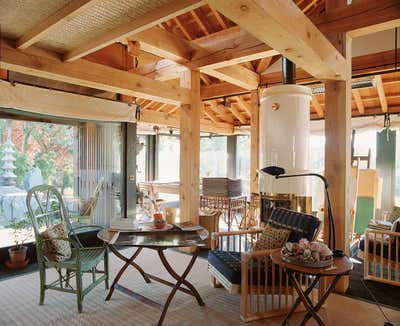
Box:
320;246;333;257
299;238;309;249
311;251;320;262
303;249;312;259
285;242;293;252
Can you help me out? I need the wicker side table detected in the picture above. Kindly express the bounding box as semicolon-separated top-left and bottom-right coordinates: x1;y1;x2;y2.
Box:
199;210;221;249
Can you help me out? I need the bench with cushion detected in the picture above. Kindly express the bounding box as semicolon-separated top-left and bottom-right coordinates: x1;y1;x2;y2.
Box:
208;207;320;321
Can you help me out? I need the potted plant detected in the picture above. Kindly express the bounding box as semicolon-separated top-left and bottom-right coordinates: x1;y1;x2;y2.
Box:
6;216;32;269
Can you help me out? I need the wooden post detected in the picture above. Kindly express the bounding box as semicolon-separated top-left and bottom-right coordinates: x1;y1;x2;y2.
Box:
250;89;259;194
179;70;200;224
324;32;352;293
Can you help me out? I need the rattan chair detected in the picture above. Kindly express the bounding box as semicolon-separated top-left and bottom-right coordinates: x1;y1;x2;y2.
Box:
26;185;109;312
208;207;321;321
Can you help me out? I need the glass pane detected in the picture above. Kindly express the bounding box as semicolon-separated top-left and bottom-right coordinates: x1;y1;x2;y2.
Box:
76;122;122;226
309;135;325;211
236;135;250;196
136;135;147;182
200;136;227;177
0;119;76;248
157;135;180;181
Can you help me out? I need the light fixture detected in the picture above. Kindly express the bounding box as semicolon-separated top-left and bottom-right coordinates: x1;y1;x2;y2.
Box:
260;166;343;257
222;97;231;108
311;78;375;95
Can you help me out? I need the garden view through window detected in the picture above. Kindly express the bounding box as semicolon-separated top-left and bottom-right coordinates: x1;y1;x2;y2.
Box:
0;119;76;248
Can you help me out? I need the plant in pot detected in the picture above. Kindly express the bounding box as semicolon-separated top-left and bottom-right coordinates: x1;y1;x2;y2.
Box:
6;216;32;269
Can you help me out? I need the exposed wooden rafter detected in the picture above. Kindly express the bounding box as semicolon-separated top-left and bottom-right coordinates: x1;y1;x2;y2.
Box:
311;96;324;118
235;96;252;117
229;103;247;124
313;0;400;38
375;75;388;113
0;39;190;105
131;26;260;90
206;0;347;80
64;0;205;61
352;89;365;114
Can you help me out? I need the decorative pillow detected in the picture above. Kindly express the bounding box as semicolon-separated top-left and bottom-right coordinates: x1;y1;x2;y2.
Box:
252;225;291;251
40;223;72;262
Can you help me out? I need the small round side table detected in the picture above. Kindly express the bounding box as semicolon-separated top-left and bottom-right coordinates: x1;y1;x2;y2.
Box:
270;249;353;326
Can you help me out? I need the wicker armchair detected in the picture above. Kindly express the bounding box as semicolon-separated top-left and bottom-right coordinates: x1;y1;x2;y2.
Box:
26;185;109;313
208;208;321;322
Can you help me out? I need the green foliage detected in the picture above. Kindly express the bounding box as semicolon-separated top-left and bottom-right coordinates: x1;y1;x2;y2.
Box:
34;151;57;184
14;152;29;188
6;213;32;248
0;119;75;194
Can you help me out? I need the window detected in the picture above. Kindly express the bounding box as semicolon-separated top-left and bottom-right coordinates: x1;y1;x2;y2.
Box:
157;135;180;181
136;135;147;182
0;119;76;248
236;135;250;196
309;134;325;211
200;136;227;177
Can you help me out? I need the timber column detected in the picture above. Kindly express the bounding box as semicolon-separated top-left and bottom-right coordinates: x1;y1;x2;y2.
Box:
179;70;201;224
324;30;352;291
250;89;259;194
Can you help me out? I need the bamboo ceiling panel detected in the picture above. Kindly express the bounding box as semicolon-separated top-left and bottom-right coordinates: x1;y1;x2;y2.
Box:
37;0;173;52
0;0;71;39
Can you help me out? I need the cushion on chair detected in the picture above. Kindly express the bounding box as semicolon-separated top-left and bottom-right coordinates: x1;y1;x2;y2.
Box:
208;250;291;286
391;217;400;233
41;223;72;262
252;225;291;251
267;208;320;242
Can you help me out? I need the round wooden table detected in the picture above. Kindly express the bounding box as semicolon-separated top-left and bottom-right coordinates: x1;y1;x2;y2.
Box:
270;249;353;326
98;227;207;326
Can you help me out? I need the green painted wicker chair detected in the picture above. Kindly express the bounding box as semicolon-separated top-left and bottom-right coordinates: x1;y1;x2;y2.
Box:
26;185;109;313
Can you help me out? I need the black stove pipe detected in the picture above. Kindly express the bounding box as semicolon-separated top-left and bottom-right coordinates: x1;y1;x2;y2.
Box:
282;57;296;84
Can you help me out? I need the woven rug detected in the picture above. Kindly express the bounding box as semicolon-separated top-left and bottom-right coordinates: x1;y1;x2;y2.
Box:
0;248;399;326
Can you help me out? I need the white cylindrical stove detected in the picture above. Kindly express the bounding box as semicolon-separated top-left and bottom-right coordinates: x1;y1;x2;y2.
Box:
259;84;312;197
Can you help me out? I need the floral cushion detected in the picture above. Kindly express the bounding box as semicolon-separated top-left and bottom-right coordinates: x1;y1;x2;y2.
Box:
252;225;291;251
40;223;72;262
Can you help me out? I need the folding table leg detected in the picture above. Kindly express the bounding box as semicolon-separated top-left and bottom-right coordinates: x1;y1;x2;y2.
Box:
157;248;205;326
106;246;150;301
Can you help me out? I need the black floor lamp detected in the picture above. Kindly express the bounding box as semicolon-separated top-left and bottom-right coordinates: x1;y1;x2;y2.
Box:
260;166;343;257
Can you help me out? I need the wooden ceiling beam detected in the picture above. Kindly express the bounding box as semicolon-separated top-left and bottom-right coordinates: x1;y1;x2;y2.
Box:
0;39;190;105
261;49;400;86
140;108;234;134
0;80;135;122
206;0;346;81
311;96;324;118
203;65;259;90
63;0;205;61
256;57;273;74
132;26;259;90
189;43;278;70
352;89;365;114
201;82;247;99
229;103;247;124
313;0;400;38
203;107;220;123
235;96;252;116
375;75;388;113
17;0;101;49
